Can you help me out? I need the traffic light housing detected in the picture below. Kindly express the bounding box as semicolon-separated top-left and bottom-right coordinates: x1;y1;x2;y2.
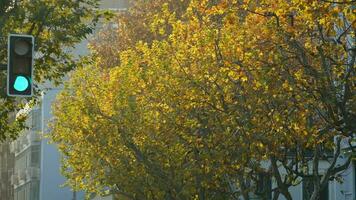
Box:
7;34;34;97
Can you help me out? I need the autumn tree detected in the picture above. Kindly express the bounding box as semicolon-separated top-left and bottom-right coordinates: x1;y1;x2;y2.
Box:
50;0;355;200
89;0;190;68
0;0;102;141
231;1;355;199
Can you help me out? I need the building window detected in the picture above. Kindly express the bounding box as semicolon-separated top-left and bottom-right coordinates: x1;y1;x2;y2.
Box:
30;181;39;200
303;176;328;200
15;182;36;200
100;0;129;9
31;109;41;131
30;146;40;167
15;151;28;172
15;185;25;200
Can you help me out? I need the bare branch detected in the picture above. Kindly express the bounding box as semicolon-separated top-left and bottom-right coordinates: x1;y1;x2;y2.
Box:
320;0;356;4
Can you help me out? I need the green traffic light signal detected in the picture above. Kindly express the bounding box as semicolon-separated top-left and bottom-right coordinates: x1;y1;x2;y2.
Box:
13;75;30;92
7;34;34;97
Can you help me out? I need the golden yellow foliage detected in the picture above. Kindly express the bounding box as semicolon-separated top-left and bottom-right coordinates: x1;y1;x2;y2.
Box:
50;0;355;199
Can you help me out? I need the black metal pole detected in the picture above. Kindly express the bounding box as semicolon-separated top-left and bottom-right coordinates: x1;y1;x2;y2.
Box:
0;64;6;70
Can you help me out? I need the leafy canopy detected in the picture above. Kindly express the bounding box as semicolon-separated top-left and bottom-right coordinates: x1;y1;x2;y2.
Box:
51;0;355;199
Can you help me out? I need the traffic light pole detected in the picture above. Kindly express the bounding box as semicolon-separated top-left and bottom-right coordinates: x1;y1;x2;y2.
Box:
0;64;7;97
0;64;6;70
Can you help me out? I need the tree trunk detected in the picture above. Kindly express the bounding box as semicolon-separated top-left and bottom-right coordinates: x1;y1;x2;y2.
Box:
309;191;320;200
272;190;280;200
280;187;293;200
237;174;250;200
270;156;293;200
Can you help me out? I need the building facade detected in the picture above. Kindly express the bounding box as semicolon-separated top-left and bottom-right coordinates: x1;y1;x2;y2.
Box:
0;140;14;200
10;107;41;200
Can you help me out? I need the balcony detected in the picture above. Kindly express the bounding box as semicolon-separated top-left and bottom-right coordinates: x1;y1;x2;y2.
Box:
25;167;40;180
11;131;41;156
10;141;21;154
12;167;40;189
11;173;18;186
27;131;41;143
18;170;26;185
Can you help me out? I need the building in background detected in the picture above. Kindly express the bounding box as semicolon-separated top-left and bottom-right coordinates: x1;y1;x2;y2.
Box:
0;1;128;200
10;107;42;200
0;140;14;200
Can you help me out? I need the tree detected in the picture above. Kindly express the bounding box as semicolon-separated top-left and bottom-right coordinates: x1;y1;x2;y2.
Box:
0;0;102;141
50;0;355;199
229;1;355;199
89;0;190;68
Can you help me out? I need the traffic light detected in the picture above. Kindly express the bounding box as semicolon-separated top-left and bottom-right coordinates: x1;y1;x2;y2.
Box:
7;34;34;97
